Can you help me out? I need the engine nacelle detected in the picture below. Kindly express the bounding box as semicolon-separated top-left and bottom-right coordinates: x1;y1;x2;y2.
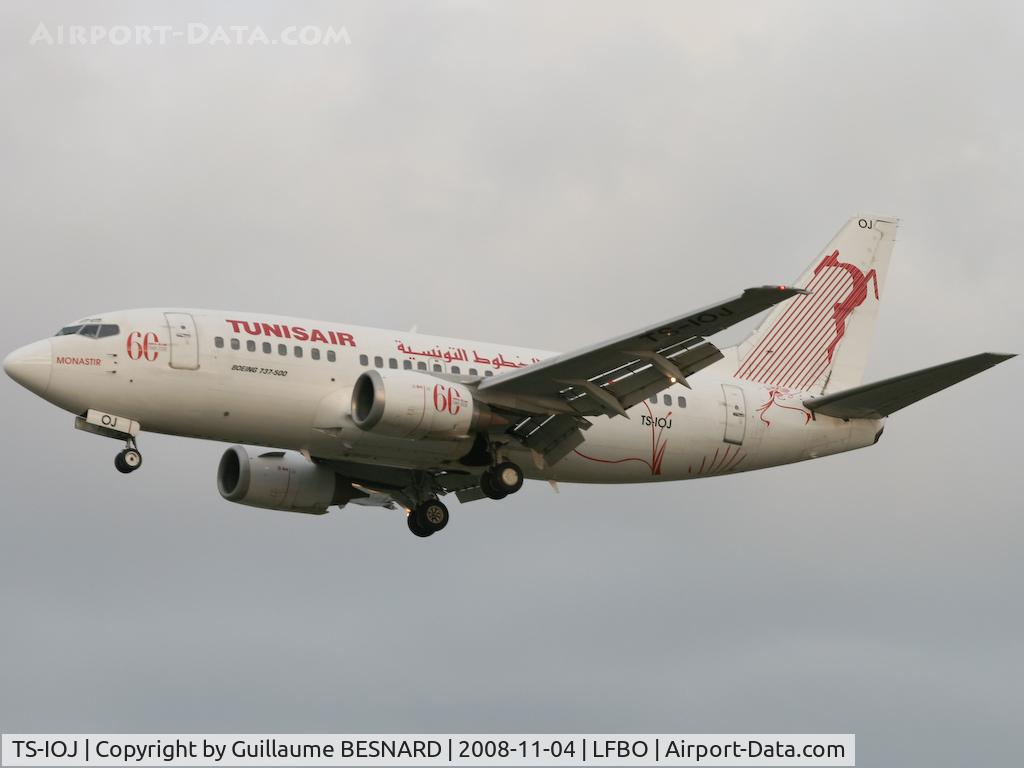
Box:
351;369;502;439
217;445;346;514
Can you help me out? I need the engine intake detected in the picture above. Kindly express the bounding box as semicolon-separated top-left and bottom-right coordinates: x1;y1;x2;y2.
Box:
351;369;504;439
217;445;353;514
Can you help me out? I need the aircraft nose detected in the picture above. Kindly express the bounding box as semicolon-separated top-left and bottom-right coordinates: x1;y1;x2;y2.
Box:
3;339;53;396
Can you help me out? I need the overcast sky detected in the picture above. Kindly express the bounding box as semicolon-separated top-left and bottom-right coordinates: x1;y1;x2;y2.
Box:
0;1;1021;765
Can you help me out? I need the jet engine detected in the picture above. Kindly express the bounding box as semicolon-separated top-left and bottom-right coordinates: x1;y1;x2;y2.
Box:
217;445;352;514
351;369;506;439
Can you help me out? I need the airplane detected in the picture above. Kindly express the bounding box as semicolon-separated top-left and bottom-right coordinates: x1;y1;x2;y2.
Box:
3;215;1014;537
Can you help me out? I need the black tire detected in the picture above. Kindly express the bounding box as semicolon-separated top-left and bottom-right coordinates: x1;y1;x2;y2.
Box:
480;470;508;500
407;512;432;537
491;461;524;494
114;451;132;474
419;500;449;532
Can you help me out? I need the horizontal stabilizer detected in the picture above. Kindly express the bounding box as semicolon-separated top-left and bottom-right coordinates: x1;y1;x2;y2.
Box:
803;352;1015;419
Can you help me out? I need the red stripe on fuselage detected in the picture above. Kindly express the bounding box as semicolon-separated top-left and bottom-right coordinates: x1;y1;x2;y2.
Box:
737;268;833;378
740;266;845;381
744;268;848;384
767;274;851;387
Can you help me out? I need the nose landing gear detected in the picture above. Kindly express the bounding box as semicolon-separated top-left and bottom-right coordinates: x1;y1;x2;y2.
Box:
73;410;144;475
114;439;143;474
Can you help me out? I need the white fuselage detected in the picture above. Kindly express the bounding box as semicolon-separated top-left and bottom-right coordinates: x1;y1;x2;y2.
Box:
23;308;882;484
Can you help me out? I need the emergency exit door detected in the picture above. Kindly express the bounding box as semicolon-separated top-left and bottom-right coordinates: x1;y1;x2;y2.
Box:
722;384;746;445
165;312;200;370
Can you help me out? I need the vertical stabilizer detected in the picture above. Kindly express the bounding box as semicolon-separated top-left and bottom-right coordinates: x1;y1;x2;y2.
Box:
734;215;897;395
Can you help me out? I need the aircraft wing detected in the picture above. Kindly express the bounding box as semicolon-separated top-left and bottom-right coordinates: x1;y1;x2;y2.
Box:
476;286;805;464
478;286;805;417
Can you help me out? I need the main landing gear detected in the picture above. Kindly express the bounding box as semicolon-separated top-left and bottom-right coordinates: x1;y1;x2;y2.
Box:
480;461;524;500
114;438;143;474
403;459;523;538
407;498;449;538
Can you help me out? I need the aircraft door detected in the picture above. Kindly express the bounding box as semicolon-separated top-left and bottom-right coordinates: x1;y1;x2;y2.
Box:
722;384;746;445
165;312;200;370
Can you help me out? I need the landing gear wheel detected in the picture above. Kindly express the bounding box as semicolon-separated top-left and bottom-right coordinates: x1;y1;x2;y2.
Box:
407;512;433;537
122;448;142;470
480;470;508;500
408;499;448;537
115;448;142;474
418;499;449;532
491;461;524;494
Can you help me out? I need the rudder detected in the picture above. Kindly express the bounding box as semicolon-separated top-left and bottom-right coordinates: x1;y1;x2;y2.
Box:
734;215;898;395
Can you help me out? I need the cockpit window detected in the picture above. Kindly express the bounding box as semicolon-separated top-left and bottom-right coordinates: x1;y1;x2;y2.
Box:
54;324;120;338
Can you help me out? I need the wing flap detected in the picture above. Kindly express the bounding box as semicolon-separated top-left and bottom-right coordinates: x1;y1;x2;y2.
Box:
609;341;724;412
511;413;592;466
804;352;1015;419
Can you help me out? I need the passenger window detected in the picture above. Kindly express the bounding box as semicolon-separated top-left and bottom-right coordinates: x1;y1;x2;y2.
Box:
433;364;442;372
388;358;398;369
311;348;321;360
677;396;687;408
451;365;461;374
374;356;383;368
484;370;493;377
247;340;256;352
294;346;303;358
97;325;120;338
215;337;224;348
403;360;412;370
663;394;672;406
649;395;657;404
469;368;478;376
278;344;287;356
263;342;271;354
327;350;336;362
230;338;240;350
359;354;368;366
417;362;427;371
